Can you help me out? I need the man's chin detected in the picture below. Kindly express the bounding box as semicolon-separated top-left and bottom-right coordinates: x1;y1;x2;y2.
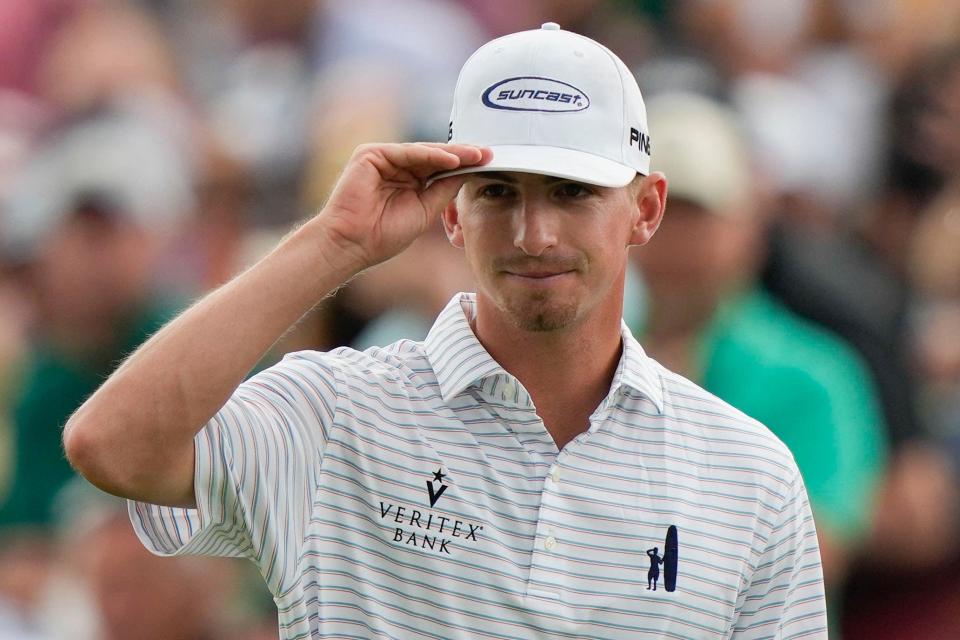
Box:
507;299;579;333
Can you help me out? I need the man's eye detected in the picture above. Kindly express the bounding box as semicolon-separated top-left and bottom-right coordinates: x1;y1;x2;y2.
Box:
555;183;591;198
479;184;511;198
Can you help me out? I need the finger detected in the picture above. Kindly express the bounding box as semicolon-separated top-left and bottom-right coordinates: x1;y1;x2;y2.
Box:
372;144;462;177
421;143;492;168
419;174;468;219
372;143;490;180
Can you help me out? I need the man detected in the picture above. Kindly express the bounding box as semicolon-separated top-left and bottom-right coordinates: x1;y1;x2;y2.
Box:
634;93;887;592
645;547;663;591
64;24;827;638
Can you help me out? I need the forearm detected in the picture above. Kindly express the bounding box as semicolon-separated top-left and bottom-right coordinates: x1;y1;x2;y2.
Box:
64;142;487;507
64;218;360;506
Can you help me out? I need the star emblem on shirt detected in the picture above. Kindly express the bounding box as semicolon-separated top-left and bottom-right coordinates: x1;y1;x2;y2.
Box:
427;468;448;507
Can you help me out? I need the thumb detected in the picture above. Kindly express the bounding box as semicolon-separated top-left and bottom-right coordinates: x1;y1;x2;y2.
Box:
420;175;468;220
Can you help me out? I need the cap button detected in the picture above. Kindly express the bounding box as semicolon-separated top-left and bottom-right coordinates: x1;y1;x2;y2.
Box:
541;22;561;31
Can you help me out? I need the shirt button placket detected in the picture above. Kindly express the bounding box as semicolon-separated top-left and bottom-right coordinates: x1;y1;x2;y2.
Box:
527;478;562;601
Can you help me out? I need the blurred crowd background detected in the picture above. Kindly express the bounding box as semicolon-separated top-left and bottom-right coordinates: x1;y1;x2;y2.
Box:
1;0;960;638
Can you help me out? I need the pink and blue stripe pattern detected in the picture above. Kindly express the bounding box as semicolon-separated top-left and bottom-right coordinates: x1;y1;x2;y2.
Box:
130;293;827;639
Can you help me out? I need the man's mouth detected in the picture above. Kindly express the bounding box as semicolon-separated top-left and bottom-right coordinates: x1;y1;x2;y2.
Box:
504;270;575;280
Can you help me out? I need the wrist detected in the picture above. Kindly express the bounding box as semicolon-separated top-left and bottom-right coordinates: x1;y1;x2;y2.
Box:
286;215;370;289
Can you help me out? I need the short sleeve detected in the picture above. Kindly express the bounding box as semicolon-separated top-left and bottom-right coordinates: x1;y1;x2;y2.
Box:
731;468;828;639
127;351;339;595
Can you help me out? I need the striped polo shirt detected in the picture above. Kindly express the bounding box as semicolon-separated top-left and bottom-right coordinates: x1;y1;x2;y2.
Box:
130;292;826;639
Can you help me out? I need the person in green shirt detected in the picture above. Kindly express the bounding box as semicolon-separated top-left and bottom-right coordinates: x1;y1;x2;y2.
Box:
700;288;886;547
0;111;196;529
0;193;177;528
633;92;887;592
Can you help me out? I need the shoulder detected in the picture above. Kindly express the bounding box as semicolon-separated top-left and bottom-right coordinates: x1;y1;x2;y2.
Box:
275;339;439;396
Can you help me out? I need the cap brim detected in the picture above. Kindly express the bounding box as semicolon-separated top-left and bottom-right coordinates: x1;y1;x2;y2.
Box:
428;144;639;188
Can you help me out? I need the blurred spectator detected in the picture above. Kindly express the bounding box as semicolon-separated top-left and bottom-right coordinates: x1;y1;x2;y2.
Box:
315;0;484;142
839;43;960;640
0;111;192;527
902;45;960;431
732;70;885;226
0;0;79;96
633;94;888;597
75;509;234;640
35;1;183;118
667;1;890;222
462;0;655;66
157;0;323;227
0;272;29;508
1;482;275;640
158;141;259;298
0;530;55;639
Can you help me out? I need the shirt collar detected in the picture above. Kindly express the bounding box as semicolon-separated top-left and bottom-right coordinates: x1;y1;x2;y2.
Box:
424;292;664;413
614;320;665;413
424;293;508;403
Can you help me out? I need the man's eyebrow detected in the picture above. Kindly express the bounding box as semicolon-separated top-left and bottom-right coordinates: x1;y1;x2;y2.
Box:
471;171;517;183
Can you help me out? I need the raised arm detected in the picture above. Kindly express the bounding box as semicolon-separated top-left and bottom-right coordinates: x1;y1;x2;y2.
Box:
63;143;490;508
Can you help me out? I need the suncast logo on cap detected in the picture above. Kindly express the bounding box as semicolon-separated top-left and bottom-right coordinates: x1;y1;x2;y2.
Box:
482;76;590;113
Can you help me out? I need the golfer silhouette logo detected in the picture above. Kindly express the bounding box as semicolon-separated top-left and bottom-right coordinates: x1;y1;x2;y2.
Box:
647;525;679;592
646;547;663;590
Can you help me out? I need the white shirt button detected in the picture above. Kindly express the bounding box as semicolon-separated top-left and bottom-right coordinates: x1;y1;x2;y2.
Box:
549;467;560;483
544;536;557;550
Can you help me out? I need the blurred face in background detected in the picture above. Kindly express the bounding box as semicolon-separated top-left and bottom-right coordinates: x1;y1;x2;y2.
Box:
27;201;161;353
912;55;960;181
81;515;224;640
37;2;180;115
219;0;317;42
636;197;764;334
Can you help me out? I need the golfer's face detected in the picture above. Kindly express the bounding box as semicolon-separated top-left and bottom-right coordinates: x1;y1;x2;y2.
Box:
450;171;637;332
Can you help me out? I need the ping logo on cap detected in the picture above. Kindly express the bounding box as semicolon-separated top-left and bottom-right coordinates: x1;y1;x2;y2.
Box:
482;76;590;113
630;127;651;155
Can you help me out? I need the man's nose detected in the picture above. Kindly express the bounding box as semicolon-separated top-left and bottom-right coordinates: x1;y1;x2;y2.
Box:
513;201;559;256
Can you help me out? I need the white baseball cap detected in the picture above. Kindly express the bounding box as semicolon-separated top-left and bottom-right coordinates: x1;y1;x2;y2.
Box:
433;22;651;187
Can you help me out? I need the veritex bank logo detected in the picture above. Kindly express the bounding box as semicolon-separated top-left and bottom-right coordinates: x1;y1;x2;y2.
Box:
482;76;590;112
378;468;484;556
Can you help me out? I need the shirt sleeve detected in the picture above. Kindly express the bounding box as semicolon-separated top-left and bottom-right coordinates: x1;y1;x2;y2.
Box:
730;468;828;639
127;351;339;595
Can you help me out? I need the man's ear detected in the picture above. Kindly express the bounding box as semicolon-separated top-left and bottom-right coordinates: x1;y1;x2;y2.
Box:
442;197;465;248
628;172;668;247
